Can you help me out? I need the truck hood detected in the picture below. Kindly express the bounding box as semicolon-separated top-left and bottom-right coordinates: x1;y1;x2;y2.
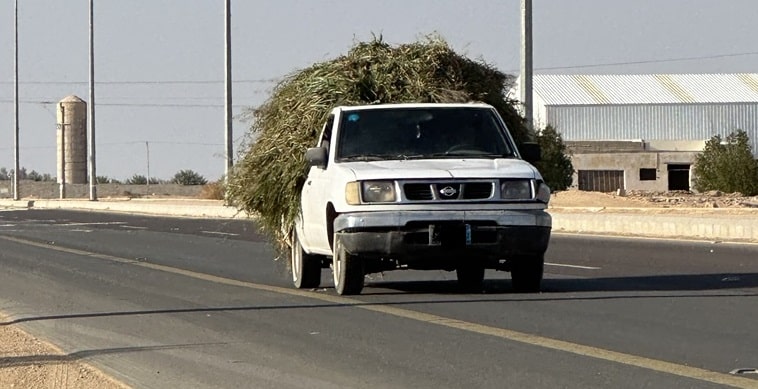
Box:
343;158;540;180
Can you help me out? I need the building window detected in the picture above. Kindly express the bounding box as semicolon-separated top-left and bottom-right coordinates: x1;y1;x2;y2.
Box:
578;170;624;192
639;168;656;181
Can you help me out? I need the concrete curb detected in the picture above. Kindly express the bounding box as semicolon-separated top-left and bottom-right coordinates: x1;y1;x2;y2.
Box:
0;198;247;219
3;198;756;243
549;211;758;243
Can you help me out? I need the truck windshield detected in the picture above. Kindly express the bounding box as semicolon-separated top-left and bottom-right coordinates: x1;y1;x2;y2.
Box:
336;107;515;161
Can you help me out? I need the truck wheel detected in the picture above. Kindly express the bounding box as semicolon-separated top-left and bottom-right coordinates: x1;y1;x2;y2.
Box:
290;230;321;289
456;263;485;292
511;254;544;293
332;236;364;295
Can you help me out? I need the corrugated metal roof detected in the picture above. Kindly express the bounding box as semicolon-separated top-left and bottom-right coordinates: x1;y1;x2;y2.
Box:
525;74;758;105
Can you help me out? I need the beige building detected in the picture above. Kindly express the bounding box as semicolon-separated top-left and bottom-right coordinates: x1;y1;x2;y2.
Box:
511;74;758;192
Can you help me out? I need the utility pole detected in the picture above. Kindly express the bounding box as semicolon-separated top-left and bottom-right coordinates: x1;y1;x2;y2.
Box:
59;104;66;199
13;0;20;200
145;141;150;195
520;0;534;133
224;0;233;183
88;0;97;200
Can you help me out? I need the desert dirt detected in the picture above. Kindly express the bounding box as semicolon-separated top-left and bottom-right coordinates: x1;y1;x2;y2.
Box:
0;314;128;389
2;190;757;388
550;189;758;215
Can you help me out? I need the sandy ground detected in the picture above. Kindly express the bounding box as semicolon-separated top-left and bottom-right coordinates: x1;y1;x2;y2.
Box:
0;315;128;389
2;189;756;388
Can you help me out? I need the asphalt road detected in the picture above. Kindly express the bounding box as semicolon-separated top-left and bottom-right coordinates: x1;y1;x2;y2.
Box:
1;209;757;389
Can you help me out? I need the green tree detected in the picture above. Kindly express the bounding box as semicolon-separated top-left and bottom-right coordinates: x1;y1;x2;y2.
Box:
126;174;146;185
10;167;27;180
534;125;574;191
0;167;8;180
125;175;159;185
172;170;207;185
692;129;758;196
27;170;43;182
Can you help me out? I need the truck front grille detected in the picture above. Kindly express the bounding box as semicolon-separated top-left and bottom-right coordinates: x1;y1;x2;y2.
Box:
462;182;494;199
403;181;494;201
404;183;434;200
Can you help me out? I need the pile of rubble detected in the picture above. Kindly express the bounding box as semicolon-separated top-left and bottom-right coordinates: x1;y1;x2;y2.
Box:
624;190;758;208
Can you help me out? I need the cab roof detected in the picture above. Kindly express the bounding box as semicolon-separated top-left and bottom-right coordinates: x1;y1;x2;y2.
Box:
332;102;495;113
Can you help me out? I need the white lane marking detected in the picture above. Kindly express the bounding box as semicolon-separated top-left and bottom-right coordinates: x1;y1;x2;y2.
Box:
546;262;601;270
120;225;148;230
70;229;93;233
2;234;756;389
60;222;128;227
200;231;240;237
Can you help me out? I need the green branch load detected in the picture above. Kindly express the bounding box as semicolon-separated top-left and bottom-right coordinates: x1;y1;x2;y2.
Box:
227;36;528;251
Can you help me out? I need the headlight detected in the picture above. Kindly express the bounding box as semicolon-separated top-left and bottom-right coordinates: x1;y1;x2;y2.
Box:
536;181;551;204
345;181;397;204
345;182;361;205
500;180;532;200
362;181;396;203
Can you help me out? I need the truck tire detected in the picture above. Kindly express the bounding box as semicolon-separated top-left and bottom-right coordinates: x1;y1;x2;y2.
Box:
511;254;544;293
456;263;485;292
332;236;364;295
290;230;321;289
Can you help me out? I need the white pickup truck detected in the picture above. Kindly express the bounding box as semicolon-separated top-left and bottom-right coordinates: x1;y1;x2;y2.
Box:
290;103;551;295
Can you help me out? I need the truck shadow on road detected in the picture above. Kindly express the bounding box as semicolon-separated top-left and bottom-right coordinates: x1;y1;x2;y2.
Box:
0;343;226;368
364;272;758;295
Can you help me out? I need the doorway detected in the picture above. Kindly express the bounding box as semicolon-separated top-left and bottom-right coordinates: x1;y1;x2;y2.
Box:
667;164;690;191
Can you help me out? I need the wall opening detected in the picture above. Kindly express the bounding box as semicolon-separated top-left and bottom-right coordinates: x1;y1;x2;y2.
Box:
578;170;625;192
639;168;657;181
667;164;690;191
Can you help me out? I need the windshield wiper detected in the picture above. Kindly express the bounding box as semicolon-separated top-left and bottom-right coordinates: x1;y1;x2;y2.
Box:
339;154;388;162
421;152;512;158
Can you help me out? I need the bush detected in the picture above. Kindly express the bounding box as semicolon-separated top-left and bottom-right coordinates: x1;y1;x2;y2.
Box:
692;129;758;196
534;125;574;191
227;35;530;251
172;170;207;186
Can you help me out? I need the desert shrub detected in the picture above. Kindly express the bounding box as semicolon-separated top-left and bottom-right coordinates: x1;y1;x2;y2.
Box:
227;35;529;251
534;125;574;191
198;179;225;200
693;129;758;196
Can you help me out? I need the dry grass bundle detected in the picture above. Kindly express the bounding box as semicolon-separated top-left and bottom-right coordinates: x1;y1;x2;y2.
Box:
227;35;527;252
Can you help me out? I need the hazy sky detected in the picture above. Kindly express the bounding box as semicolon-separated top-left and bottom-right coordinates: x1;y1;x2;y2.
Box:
1;0;757;181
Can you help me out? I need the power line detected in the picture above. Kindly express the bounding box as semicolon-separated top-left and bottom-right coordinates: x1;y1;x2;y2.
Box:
100;141;224;146
0;99;251;108
0;78;279;86
1;141;225;151
507;50;758;72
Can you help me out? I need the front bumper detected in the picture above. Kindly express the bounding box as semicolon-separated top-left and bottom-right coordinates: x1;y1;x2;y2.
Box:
334;210;551;261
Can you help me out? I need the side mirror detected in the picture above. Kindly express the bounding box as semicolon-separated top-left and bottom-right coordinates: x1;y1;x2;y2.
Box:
519;142;541;164
305;147;328;169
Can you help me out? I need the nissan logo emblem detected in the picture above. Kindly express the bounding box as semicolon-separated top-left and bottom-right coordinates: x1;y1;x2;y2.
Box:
439;186;457;197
